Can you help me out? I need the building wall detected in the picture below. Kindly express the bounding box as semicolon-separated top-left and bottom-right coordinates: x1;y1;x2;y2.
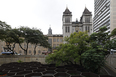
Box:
48;35;63;51
110;0;116;32
0;35;63;55
0;55;46;65
93;0;110;32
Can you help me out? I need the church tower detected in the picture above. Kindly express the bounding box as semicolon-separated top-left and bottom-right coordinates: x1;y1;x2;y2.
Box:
62;7;72;40
80;7;92;35
48;27;52;36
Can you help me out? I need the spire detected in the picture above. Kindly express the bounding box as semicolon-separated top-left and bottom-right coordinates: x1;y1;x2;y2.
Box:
63;7;72;14
76;18;78;22
83;7;91;14
48;26;52;35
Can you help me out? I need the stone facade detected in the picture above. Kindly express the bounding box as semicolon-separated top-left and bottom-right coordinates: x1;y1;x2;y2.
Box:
62;7;92;42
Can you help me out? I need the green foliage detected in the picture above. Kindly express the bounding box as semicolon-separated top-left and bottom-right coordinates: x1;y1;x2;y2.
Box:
46;44;80;66
18;60;23;63
89;26;111;55
0;20;50;55
82;49;105;73
82;26;116;74
65;32;90;66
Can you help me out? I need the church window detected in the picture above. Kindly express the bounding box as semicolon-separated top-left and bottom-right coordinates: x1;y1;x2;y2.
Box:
65;27;67;32
85;26;87;31
65;18;70;23
85;18;90;23
68;27;70;32
88;26;90;32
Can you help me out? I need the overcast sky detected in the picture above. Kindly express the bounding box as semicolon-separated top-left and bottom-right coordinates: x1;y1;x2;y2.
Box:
0;0;94;34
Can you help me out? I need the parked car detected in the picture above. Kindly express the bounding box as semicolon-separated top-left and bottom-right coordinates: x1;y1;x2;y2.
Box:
1;52;21;55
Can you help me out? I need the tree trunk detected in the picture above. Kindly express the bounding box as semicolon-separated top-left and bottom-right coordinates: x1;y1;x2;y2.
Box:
19;42;29;55
34;43;37;55
79;58;82;66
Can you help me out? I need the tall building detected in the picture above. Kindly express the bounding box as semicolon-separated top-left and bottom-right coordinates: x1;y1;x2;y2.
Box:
62;7;92;41
93;0;116;33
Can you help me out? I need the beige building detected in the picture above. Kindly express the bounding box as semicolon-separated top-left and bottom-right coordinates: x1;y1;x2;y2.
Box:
0;27;63;55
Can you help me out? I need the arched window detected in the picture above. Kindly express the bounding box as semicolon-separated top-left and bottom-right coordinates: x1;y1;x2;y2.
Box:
29;50;31;54
38;50;41;53
68;27;70;32
65;27;67;32
19;50;22;53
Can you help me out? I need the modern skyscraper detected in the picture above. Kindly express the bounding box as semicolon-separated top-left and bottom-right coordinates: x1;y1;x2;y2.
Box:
93;0;116;33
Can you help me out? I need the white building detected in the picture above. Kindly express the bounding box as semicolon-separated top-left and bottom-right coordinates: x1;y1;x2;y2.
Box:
62;7;92;41
93;0;116;33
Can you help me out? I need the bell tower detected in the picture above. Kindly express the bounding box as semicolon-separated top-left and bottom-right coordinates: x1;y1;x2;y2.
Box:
62;7;72;41
81;7;92;35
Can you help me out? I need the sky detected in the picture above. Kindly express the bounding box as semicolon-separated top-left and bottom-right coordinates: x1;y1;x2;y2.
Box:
0;0;94;34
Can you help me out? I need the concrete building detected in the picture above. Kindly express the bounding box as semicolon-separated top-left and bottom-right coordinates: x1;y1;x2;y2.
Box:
62;7;92;41
93;0;116;33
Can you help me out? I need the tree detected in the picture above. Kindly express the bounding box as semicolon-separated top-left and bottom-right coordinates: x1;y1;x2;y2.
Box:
89;26;111;55
0;21;16;52
82;26;116;74
46;44;80;66
65;32;90;66
13;26;51;55
82;49;105;74
46;32;89;66
29;28;51;55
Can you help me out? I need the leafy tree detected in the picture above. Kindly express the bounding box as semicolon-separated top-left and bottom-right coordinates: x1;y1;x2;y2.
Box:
82;49;105;74
89;26;111;55
82;26;116;73
0;21;16;52
46;44;80;66
29;28;51;55
13;26;51;55
65;32;90;66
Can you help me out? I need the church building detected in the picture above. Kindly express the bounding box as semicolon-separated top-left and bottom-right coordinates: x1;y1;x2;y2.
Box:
62;7;92;40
